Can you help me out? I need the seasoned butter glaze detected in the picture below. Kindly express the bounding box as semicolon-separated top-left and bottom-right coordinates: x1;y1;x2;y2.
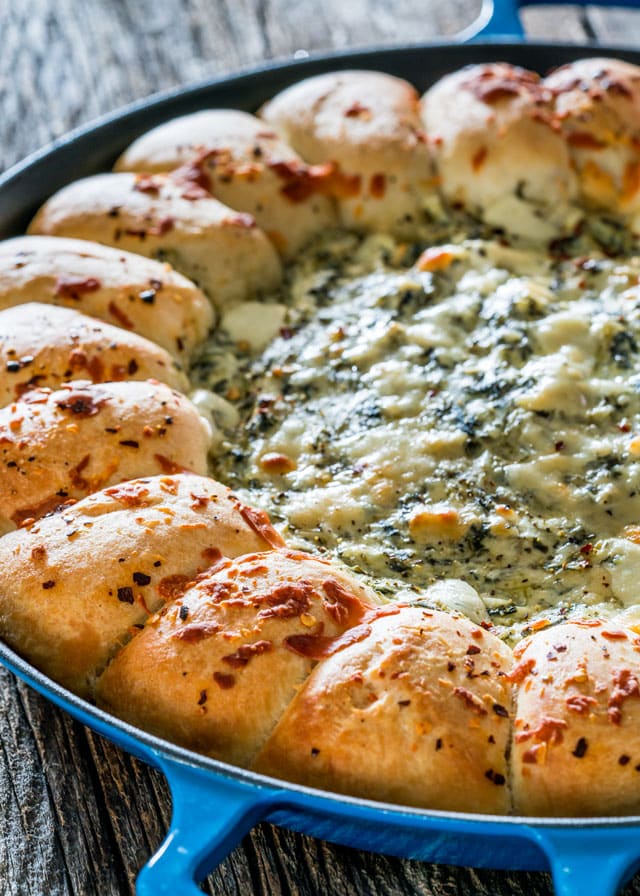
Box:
191;213;640;643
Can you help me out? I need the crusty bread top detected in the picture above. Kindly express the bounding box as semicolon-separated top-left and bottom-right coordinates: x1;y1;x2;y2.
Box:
254;605;513;814
97;548;378;765
421;63;578;240
28;173;283;309
260;70;435;235
115;109;338;258
545;58;640;217
0;380;211;531
0;302;188;405
0;235;212;361
0;473;284;695
511;619;640;817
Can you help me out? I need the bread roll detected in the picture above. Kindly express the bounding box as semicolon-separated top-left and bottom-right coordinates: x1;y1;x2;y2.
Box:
0;236;212;361
254;606;513;814
0;473;284;695
115;109;337;257
260;70;435;235
0;380;210;531
545;58;640;223
421;63;578;241
28;173;282;309
511;619;640;816
0;302;188;406
97;549;378;765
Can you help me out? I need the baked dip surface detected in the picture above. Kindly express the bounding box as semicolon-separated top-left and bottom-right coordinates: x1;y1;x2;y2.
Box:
193;219;640;642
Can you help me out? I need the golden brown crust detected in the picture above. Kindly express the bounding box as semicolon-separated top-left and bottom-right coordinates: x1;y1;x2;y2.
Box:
0;236;212;361
421;63;578;240
0;380;211;531
511;619;640;816
253;606;513;813
260;70;435;235
545;58;640;220
0;302;188;405
96;549;378;765
28;173;283;309
0;474;284;695
115;109;338;258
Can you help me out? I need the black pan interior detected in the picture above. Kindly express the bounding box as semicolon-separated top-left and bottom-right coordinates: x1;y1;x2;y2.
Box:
2;41;640;239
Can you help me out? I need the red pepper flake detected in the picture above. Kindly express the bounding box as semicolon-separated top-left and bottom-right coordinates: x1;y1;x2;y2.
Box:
554;440;565;451
42;580;55;590
572;737;588;758
213;670;235;689
344;102;371;118
117;586;134;604
222;639;273;668
453;686;488;715
148;216;175;236
466;645;481;656
579;543;593;555
132;572;151;586
566;694;597;714
171;150;214;199
608;668;640;725
197;689;208;705
107;301;134;330
133;174;163;194
54;276;101;299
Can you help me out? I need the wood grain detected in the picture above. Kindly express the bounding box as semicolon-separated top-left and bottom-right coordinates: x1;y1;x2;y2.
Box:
1;3;640;895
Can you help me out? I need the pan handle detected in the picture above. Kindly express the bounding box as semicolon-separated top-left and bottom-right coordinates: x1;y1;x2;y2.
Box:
527;825;640;896
460;0;640;41
135;752;280;896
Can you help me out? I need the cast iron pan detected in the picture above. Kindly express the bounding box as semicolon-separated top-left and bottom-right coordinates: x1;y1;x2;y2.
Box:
2;1;640;893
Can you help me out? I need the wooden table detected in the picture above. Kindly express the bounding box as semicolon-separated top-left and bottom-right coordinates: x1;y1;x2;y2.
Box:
3;3;640;894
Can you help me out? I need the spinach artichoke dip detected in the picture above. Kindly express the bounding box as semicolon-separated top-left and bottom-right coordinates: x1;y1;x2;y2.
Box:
192;219;640;644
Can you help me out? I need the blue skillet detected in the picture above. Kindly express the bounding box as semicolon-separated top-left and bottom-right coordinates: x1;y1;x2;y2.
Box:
2;1;640;892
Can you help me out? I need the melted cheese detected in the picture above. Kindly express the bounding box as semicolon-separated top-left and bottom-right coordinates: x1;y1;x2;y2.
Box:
192;222;640;642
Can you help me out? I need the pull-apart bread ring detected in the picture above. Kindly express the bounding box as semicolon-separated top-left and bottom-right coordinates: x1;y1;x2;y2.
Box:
511;619;640;817
254;606;513;814
545;58;640;226
0;236;212;361
115;109;337;258
0;473;284;695
260;70;436;235
0;303;188;405
420;63;579;241
28;173;283;310
96;548;380;766
0;380;211;531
